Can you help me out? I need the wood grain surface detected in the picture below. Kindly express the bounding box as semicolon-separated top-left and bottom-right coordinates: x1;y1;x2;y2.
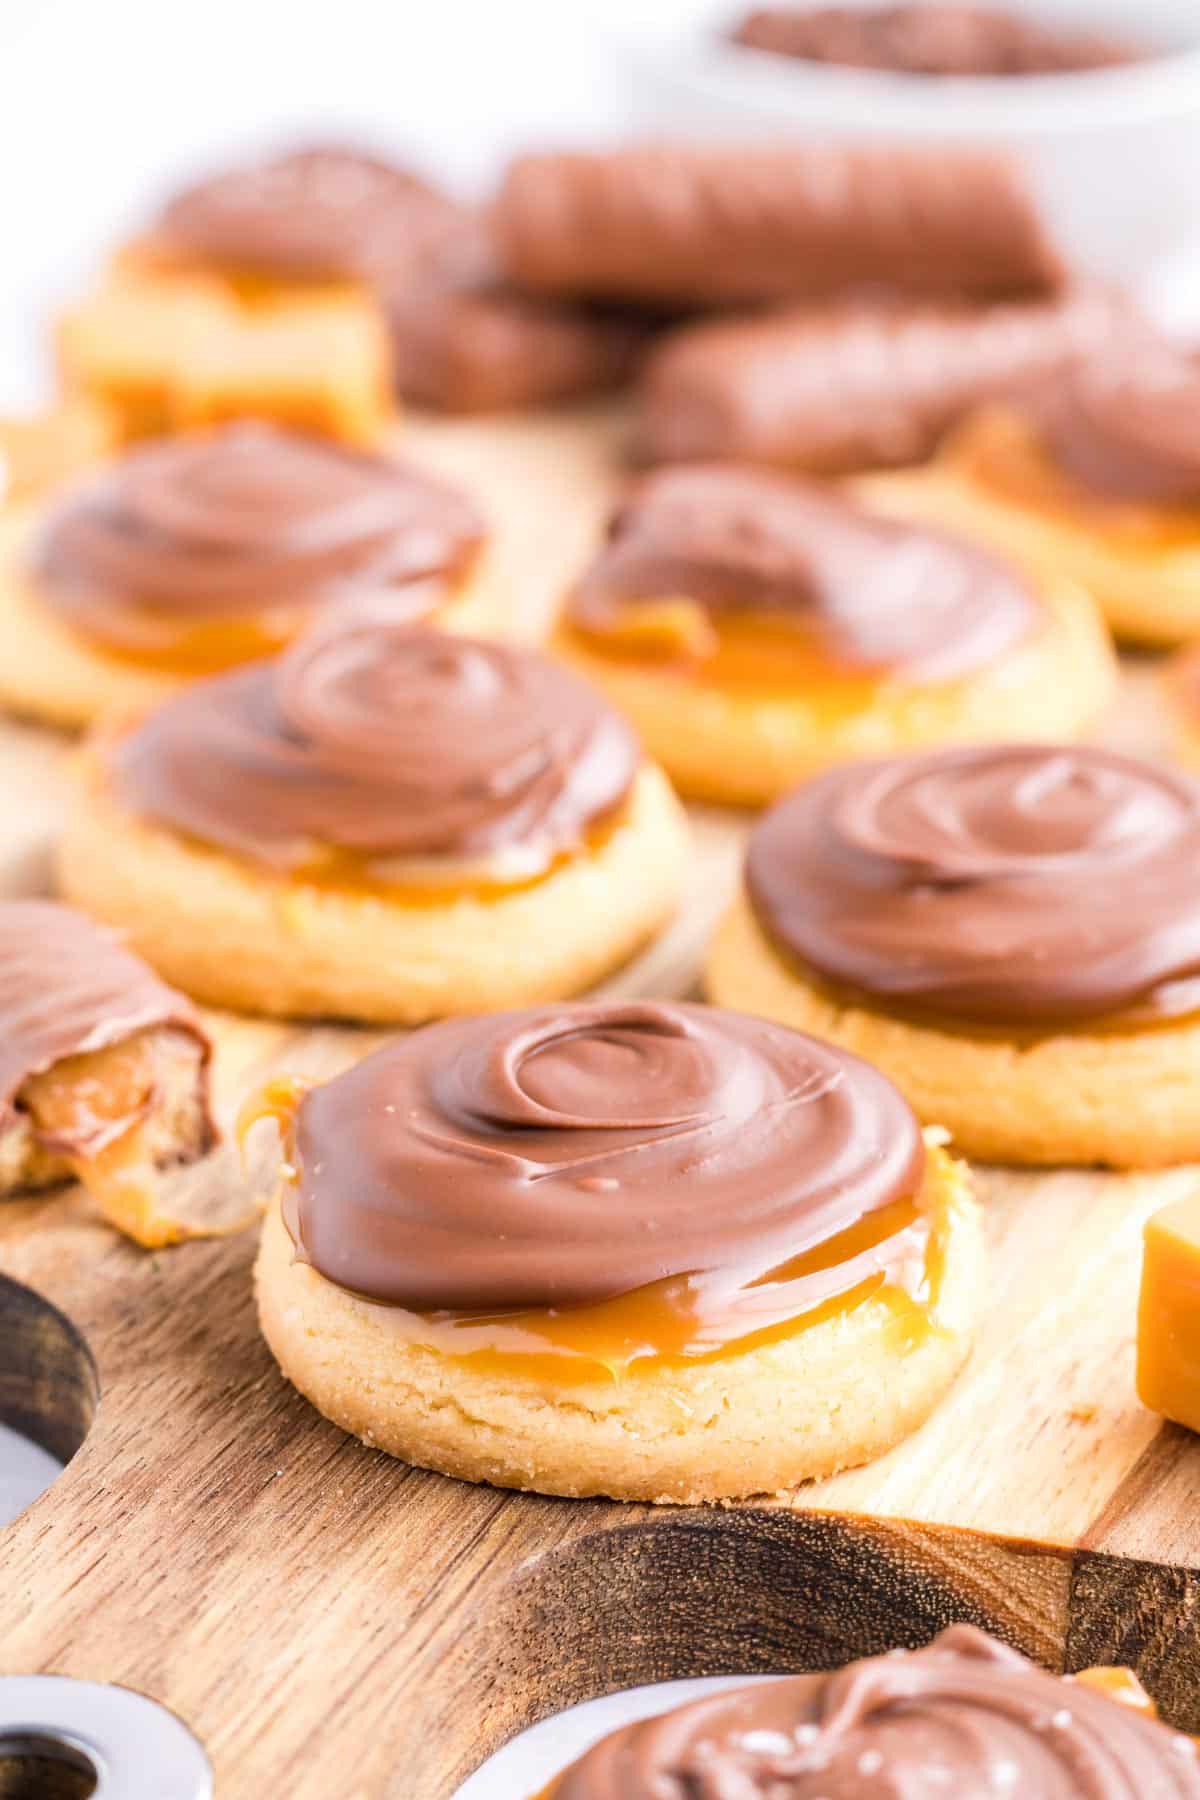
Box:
1;411;1199;1798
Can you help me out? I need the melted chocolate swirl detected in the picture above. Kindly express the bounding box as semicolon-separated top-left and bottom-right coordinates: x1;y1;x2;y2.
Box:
152;144;466;281
111;624;640;868
545;1625;1200;1798
284;1000;926;1310
747;745;1200;1026
34;424;485;655
569;465;1037;681
1031;346;1200;506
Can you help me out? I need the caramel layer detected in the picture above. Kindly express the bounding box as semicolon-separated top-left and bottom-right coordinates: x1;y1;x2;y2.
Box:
566;607;906;696
241;1078;953;1383
51;591;307;675
20;1032;199;1249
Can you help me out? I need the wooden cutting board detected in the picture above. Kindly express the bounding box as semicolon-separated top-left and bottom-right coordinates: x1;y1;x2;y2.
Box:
1;411;1198;1800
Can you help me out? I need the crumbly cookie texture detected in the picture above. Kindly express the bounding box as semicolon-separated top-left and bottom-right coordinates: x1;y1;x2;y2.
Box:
59;763;688;1023
254;1147;981;1503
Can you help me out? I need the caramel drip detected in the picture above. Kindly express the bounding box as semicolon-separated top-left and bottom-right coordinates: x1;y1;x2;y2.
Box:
61;596;306;676
377;1192;941;1384
569;602;888;692
240;1003;941;1383
244;1073;953;1380
276;809;624;904
237;1076;311;1176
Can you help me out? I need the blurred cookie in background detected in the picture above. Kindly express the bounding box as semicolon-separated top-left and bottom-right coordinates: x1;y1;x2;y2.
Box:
635;285;1125;475
554;462;1114;805
56;141;657;438
856;331;1200;646
57;144;425;445
0;422;492;729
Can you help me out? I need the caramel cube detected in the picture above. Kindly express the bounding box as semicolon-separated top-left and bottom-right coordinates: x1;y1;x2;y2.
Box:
1137;1193;1200;1433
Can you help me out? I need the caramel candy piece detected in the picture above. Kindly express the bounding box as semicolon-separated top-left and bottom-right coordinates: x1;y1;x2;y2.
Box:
494;142;1062;307
637;290;1122;474
1138;1194;1200;1434
1073;1665;1160;1719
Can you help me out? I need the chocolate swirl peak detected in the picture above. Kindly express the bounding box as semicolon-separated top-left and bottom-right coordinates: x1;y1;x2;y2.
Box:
1030;346;1200;506
569;465;1037;681
544;1624;1200;1798
152;144;467;281
0;901;210;1140
111;624;640;874
33;424;485;662
282;1000;925;1311
747;745;1200;1027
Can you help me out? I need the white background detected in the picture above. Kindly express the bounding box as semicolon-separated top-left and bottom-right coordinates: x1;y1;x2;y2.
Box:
0;0;703;405
7;0;1200;408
